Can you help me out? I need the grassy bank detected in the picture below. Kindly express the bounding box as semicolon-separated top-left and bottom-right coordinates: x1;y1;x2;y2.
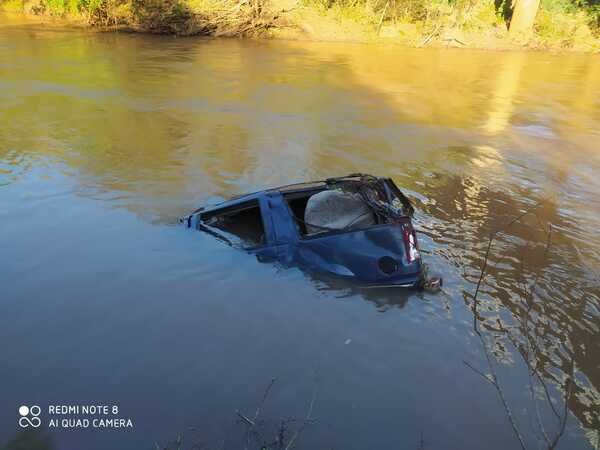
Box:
2;0;599;50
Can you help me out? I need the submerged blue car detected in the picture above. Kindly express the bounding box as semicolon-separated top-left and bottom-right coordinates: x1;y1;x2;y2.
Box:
184;174;429;288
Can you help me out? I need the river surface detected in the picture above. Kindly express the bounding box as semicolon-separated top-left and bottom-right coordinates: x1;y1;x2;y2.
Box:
1;13;600;450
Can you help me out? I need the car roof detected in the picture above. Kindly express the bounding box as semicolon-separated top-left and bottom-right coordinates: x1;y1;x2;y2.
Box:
196;174;378;215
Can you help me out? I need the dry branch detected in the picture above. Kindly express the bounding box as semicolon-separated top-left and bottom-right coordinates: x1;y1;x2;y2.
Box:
464;202;577;450
284;382;318;450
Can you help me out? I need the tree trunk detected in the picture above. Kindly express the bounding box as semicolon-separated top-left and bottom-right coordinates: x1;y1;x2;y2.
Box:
509;0;540;36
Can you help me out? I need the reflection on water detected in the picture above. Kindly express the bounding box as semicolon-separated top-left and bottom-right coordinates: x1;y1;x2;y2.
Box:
483;52;526;134
1;14;599;450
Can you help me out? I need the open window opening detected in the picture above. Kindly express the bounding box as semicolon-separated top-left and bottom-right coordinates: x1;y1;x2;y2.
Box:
284;188;379;237
200;200;265;248
284;190;318;235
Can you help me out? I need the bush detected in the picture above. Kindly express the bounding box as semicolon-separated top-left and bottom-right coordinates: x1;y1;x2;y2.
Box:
575;0;600;29
535;5;596;47
130;0;199;32
541;0;600;31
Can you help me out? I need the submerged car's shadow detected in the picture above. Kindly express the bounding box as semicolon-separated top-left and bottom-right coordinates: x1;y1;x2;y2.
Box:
299;269;417;311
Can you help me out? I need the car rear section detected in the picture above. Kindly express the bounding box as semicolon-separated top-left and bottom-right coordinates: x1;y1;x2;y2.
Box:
294;219;423;287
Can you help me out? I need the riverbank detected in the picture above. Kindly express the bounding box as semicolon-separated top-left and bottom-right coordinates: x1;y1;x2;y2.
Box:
271;1;600;51
1;0;599;51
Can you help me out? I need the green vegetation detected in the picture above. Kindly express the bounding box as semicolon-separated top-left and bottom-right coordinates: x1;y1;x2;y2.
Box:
296;0;600;49
1;0;599;49
535;0;599;46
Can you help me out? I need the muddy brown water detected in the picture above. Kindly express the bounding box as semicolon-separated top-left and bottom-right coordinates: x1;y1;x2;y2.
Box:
1;14;600;450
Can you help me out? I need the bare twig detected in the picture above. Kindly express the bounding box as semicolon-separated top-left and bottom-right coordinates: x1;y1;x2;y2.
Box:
466;203;549;450
419;23;440;47
237;376;276;446
479;333;528;450
284;382;318;450
471;203;542;331
547;354;575;450
236;410;255;427
417;431;425;450
472;234;494;332
254;377;277;422
443;37;467;46
463;360;493;384
377;0;390;36
466;200;581;450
